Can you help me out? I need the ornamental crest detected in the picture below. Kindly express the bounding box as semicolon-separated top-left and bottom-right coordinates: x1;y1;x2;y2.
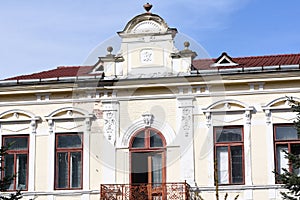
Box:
142;113;154;127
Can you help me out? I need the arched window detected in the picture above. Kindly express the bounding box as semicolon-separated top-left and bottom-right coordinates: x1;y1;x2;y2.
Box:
129;128;166;188
131;129;165;149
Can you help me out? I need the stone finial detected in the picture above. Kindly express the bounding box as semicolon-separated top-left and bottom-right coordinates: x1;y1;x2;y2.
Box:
184;41;190;49
143;3;153;13
107;46;113;55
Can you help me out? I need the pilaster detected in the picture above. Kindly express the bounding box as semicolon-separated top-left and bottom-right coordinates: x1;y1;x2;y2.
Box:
101;100;119;184
177;96;195;186
102;100;119;145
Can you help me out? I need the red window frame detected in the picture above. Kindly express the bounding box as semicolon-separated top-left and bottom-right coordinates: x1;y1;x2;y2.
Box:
274;124;299;182
129;128;166;186
129;128;166;150
54;133;83;190
214;126;245;185
2;135;29;191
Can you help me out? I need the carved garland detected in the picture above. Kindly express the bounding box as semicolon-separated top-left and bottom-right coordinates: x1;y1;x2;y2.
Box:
104;111;115;141
182;108;192;137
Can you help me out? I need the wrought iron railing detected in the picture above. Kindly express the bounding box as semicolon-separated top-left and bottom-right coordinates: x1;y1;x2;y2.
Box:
100;182;190;200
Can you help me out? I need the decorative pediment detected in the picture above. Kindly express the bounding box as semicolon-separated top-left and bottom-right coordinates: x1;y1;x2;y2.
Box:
262;97;300;111
203;99;253;127
46;107;93;120
262;97;300;124
118;8;177;38
0;109;40;122
119;13;169;35
203;99;252;113
0;110;40;134
45;107;94;134
211;52;238;67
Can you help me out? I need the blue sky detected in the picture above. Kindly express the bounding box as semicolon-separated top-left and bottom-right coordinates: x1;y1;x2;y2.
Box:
0;0;299;79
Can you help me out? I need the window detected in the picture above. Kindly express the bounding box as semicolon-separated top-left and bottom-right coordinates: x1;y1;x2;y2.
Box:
274;124;300;178
2;135;29;191
131;129;164;149
55;133;83;190
214;126;244;184
130;128;166;187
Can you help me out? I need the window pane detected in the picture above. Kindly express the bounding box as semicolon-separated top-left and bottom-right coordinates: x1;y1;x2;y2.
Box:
4;154;14;190
4;137;28;150
150;131;163;147
216;146;229;184
17;154;27;190
276;145;289;174
70;152;82;188
216;128;242;142
57;134;82;148
132;131;145;148
131;152;148;184
57;152;68;188
291;144;300;175
231;146;243;183
152;154;162;187
275;126;298;140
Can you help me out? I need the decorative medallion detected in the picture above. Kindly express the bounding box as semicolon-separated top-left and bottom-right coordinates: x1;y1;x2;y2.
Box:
140;49;153;64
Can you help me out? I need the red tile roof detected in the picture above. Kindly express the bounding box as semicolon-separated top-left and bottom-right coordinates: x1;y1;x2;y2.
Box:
6;66;97;80
5;53;300;80
193;53;300;70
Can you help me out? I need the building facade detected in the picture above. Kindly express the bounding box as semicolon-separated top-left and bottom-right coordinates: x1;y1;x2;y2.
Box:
1;4;300;200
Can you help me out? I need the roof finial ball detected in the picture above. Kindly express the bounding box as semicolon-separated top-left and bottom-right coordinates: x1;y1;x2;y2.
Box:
143;3;153;13
107;46;113;55
184;41;190;49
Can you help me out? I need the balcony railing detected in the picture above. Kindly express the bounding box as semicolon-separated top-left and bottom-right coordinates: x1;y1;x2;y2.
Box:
100;182;190;200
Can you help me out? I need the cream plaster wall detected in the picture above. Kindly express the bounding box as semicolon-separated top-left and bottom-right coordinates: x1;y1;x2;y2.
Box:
35;135;49;191
250;113;269;185
0;76;299;199
119;98;177;134
89;131;103;188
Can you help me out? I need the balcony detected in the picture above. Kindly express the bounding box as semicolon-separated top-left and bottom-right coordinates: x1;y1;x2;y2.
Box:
100;182;190;200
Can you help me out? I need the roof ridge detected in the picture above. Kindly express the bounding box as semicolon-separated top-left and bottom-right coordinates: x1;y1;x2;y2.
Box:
232;53;300;60
56;65;92;69
193;53;300;62
5;65;96;80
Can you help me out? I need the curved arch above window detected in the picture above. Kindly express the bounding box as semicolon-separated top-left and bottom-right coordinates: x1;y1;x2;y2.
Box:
262;96;300;110
46;107;93;120
262;96;300;124
202;99;254;127
130;128;166;149
0;109;40;122
0;109;40;134
45;107;94;134
203;99;253;113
